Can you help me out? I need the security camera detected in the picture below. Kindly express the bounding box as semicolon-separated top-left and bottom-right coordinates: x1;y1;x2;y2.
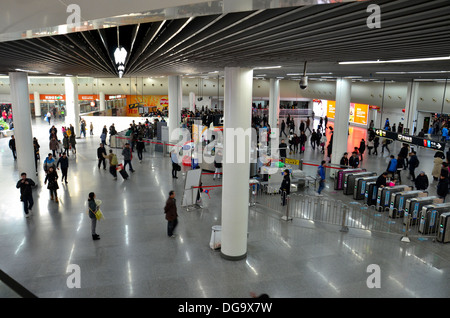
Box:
299;76;308;90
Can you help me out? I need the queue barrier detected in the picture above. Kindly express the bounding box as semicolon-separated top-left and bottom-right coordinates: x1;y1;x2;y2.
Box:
253;190;445;242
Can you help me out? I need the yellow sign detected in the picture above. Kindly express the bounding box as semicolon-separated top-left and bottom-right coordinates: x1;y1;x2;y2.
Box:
284;158;300;165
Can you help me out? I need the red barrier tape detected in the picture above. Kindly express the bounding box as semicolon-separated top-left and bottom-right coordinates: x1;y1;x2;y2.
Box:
302;162;345;170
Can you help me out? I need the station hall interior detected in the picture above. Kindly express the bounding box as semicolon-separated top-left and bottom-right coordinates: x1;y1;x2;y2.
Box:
1;0;450;298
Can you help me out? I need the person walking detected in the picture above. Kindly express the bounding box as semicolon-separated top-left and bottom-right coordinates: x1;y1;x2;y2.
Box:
359;138;366;162
395;155;404;183
316;160;326;196
367;138;374;155
80;120;86;138
279;169;291;206
87;192;101;240
97;143;107;170
49;136;59;157
16;172;36;218
122;143;135;173
437;174;449;202
136;137;145;163
408;151;420;182
33;137;40;175
103;149;118;180
57;152;69;184
387;155;398;180
299;131;307;154
69;132;76;154
213;149;222;180
164;190;178;238
381;138;391;155
62;134;70;157
43;153;56;174
432;153;444;181
90;122;94;136
101;125;108;146
373;136;380;156
280;120;287;137
44;166;59;203
9;135;16;160
171;148;180;179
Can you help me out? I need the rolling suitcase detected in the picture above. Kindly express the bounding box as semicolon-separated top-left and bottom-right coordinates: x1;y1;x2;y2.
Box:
334;169;365;190
343;171;377;195
354;176;378;200
388;190;427;219
117;164;129;180
403;196;438;226
364;181;378;206
418;203;450;235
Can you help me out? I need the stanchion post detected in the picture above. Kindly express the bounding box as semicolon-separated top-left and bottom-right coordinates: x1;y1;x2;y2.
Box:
281;192;293;221
401;214;411;242
340;206;349;232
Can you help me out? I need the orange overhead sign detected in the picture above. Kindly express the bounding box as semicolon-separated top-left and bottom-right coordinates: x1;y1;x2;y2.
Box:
326;100;336;119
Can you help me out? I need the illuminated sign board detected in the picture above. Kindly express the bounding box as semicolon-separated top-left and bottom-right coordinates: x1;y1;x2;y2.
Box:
374;129;445;151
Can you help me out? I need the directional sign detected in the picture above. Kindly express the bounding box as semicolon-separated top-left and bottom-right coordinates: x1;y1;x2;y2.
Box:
374;129;445;151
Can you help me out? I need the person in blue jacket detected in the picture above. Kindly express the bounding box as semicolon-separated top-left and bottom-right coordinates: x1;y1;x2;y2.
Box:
387;155;397;179
316;160;326;196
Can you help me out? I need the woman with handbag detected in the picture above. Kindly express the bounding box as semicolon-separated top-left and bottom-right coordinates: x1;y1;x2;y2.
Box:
88;192;100;240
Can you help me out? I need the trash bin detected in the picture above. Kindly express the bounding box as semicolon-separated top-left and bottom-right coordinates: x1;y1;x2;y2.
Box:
209;225;221;250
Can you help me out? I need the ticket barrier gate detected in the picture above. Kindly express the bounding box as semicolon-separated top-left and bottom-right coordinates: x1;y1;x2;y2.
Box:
364;182;379;206
437;212;450;243
376;185;410;212
343;171;377;195
334;169;365;190
403;196;438;226
388;190;427;219
353;176;378;200
418;203;450;235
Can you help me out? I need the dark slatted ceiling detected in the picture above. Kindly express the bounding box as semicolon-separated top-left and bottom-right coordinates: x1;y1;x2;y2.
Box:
0;0;448;81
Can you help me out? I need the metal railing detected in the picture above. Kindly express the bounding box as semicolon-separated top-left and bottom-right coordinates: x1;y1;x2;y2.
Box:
253;190;446;242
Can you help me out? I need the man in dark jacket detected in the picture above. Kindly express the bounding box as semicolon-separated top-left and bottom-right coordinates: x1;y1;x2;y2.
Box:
280;169;291;206
279;139;287;160
349;152;360;168
408;151;420;182
437;174;449;202
16;172;36;217
97;143;107;169
164;190;178;237
57;152;69;184
398;143;409;170
359;139;366;162
376;172;388;188
122;143;135;173
414;171;429;190
9;135;16;160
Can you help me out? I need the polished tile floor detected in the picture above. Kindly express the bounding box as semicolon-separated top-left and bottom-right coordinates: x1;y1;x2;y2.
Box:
1;117;450;298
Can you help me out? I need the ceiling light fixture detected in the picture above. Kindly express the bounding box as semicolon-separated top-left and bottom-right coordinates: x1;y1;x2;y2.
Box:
254;66;282;70
339;56;450;65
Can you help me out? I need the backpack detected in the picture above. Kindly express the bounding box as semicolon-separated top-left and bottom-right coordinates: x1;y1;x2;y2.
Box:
111;154;118;166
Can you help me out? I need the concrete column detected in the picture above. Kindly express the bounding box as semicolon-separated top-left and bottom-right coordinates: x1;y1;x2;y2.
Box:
330;78;352;177
189;92;196;113
221;67;253;260
65;76;80;137
269;79;280;131
168;75;182;141
404;81;419;135
99;91;106;111
9;72;35;178
34;91;41;118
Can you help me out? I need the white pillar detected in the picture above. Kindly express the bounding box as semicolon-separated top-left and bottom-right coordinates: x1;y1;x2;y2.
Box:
404;81;419;135
34;91;41;118
99;91;106;111
189;92;196;112
330;78;352;176
221;67;253;260
168;75;182;141
9;72;35;178
65;76;80;137
269;79;280;130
